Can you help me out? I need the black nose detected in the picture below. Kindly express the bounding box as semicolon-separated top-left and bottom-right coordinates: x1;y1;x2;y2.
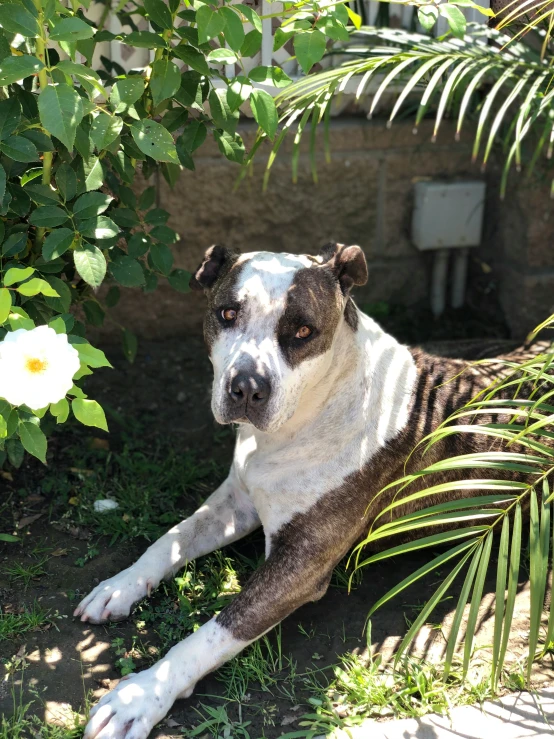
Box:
229;372;270;408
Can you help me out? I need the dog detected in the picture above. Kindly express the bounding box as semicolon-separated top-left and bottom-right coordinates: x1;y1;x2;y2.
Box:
78;243;546;739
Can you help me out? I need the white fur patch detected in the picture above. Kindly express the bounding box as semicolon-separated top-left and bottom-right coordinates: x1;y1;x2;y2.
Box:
234;309;417;541
74;473;259;624
83;620;248;739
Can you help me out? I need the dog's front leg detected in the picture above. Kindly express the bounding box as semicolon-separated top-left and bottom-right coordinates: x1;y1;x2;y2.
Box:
83;527;341;739
75;468;260;624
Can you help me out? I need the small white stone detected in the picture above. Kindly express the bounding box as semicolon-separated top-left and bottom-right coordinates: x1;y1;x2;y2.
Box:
93;499;119;513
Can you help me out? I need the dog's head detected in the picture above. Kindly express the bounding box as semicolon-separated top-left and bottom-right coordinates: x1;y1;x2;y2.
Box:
190;244;368;433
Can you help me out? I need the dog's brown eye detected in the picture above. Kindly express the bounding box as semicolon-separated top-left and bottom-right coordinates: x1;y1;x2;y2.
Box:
296;326;312;339
222;308;237;322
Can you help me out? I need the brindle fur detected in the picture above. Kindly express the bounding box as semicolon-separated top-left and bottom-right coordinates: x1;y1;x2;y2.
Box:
218;341;550;641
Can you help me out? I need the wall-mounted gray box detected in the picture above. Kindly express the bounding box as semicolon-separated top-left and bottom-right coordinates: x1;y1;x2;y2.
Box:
411;180;486;251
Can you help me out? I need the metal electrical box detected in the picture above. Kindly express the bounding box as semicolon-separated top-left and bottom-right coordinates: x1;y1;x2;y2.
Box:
411;180;486;251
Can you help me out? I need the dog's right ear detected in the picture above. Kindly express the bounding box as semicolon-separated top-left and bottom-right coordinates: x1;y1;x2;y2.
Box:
189;245;240;291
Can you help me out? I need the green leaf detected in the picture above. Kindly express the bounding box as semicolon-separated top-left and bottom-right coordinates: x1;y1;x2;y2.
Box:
0;287;11;324
90;113;123;151
207;48;238;65
220;6;245;52
0;5;40;37
463;530;493;676
122;31;166;48
16;278;59;297
29;206;68;228
24;183;59;205
73;192;113;219
173;45;210;76
294;30;326;74
197;5;225;44
144;0;173;30
79;216;119;240
228;76;252;111
0;534;19;542
346;6;362;29
127;233;150;258
249;66;292;88
50;398;69;424
241;29;262;57
130;120;178;164
38;84;84;152
418;6;439;31
0;98;21;141
110;77;145;113
0;162;5;204
122;328;137;364
3;266;35;286
72;398;108;432
168;268;191;293
74;243;107;287
42;228;75;261
19;421;47;463
110;256;145;287
250;90;278;139
77;156;104;192
240;5;262;33
150;59;181;108
2;231;27;257
209;88;239;135
149;243;173;275
50;17;95;42
179;120;207;153
55;163;77;201
110;208;139;228
0;55;43;86
214;130;244;163
139;187;156;211
0;135;38;162
72;341;111;368
439;5;467;39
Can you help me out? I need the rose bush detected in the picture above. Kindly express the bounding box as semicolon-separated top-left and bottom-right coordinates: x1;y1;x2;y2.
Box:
0;0;362;468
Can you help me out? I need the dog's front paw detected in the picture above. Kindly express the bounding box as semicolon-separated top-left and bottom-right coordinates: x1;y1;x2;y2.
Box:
84;669;175;739
74;567;157;624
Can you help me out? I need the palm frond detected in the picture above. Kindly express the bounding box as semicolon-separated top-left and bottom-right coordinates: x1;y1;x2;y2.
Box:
255;25;554;194
352;314;554;687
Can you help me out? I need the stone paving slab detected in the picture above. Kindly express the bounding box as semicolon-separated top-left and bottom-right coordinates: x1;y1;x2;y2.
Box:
326;688;554;738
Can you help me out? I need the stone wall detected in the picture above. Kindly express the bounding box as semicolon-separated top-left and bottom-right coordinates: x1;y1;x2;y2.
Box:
97;117;554;341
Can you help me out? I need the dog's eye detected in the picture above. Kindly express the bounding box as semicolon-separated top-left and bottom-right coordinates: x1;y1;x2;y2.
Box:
295;326;312;339
221;308;237;322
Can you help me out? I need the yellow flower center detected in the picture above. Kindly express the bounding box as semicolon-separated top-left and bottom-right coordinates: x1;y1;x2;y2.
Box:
26;357;48;374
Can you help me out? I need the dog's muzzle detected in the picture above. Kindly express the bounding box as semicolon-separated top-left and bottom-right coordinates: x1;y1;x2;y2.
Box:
220;367;272;428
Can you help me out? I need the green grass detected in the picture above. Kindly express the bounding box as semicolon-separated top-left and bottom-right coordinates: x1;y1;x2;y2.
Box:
0;602;54;642
3;556;50;589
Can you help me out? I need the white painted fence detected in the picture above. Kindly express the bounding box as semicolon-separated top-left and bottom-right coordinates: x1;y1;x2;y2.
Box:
99;0;491;84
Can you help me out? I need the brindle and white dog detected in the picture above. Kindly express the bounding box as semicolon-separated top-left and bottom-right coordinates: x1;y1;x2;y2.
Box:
78;243;542;739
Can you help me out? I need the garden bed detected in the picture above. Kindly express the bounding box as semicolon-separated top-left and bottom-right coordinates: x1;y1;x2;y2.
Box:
1;331;552;738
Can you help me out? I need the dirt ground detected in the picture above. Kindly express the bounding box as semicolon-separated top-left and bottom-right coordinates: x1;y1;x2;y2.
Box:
1;329;553;738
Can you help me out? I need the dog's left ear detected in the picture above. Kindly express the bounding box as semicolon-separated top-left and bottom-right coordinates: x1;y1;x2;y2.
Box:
189;244;240;291
318;242;368;294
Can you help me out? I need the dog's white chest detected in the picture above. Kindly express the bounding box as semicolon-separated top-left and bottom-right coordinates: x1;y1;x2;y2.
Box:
233;318;417;540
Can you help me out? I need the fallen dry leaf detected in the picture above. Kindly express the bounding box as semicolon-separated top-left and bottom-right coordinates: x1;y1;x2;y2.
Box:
164;718;181;728
51;548;68;557
17;513;44;529
90;438;109;451
281;715;298;726
0;471;13;481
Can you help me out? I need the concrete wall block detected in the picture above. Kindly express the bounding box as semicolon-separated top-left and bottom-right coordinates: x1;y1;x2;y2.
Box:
498;266;554;339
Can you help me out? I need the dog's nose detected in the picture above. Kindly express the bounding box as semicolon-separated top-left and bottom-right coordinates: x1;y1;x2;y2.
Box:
229;372;270;408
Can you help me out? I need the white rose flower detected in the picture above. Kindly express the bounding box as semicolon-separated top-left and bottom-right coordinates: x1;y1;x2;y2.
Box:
0;326;81;410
